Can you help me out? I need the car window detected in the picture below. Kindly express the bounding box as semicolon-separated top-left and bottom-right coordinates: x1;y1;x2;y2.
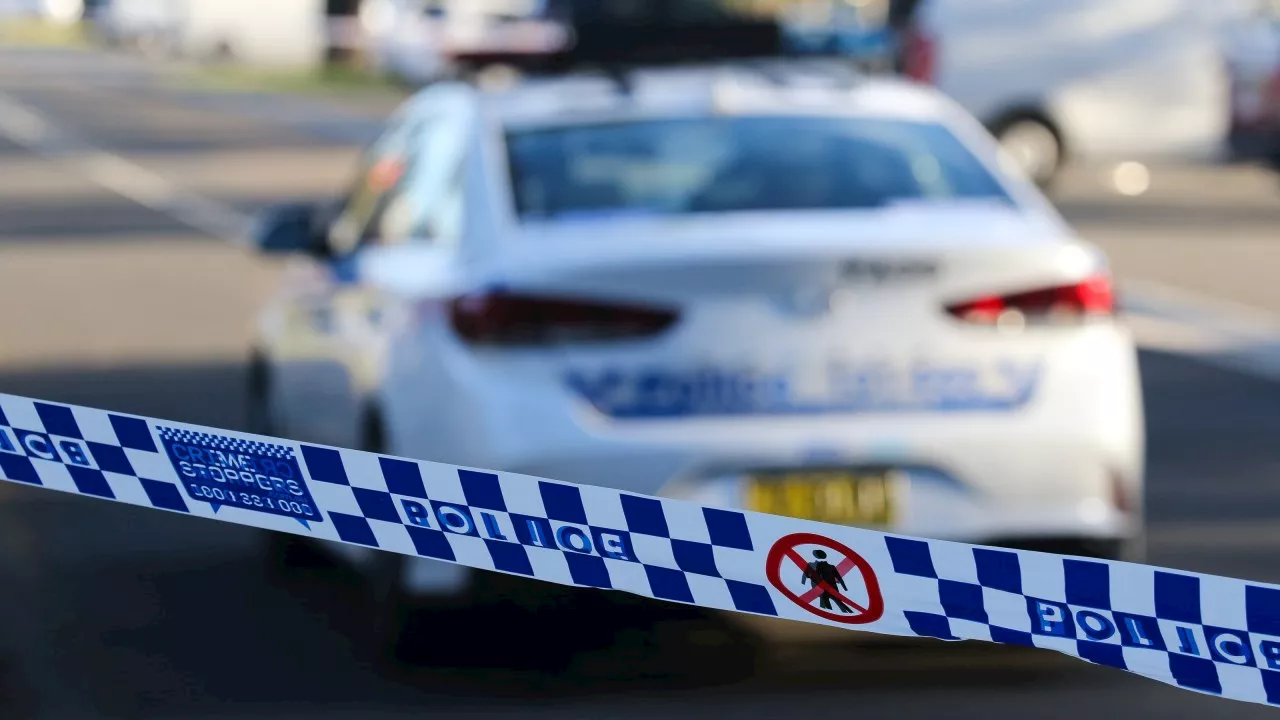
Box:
327;112;422;254
415;162;465;243
505;116;1015;222
363;105;470;247
360;118;435;245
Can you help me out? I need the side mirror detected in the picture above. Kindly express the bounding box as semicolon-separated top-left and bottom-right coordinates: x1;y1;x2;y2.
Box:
247;202;330;257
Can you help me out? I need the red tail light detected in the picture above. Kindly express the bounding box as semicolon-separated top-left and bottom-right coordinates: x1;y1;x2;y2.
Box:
901;25;936;84
1265;69;1280;122
945;275;1115;325
449;290;679;347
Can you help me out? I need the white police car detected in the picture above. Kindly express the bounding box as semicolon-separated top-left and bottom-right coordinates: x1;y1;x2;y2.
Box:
246;58;1145;648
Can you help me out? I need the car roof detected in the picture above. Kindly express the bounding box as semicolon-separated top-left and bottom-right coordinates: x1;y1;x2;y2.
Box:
450;60;960;129
392;60;1058;255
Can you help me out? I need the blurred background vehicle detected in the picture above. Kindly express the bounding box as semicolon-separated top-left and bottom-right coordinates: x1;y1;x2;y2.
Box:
245;51;1144;653
1223;0;1280;166
358;0;798;86
85;0;183;57
781;0;897;72
84;0;329;66
889;0;1236;188
0;0;88;23
38;0;85;23
177;0;330;67
358;0;571;86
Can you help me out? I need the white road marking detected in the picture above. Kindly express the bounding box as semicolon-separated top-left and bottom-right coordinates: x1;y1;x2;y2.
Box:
0;93;49;144
1122;278;1280;381
1124;278;1280;339
1121;314;1239;355
0;90;252;243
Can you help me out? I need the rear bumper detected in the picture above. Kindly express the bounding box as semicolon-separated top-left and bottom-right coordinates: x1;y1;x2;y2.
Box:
391;426;1142;599
384;326;1144;597
508;426;1143;545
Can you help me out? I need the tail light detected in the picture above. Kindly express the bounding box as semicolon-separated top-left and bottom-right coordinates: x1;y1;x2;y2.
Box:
1265;69;1280;123
449;290;678;347
1110;469;1134;516
945;275;1115;325
901;24;936;84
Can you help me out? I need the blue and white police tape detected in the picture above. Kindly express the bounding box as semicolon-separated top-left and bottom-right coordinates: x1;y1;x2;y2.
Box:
0;391;1277;707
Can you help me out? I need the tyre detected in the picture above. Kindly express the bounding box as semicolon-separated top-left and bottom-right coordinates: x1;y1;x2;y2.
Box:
356;407;414;665
250;357;328;583
364;550;413;664
244;353;274;437
994;117;1063;189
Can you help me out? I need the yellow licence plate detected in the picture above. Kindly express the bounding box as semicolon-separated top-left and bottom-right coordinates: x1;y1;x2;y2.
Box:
745;471;899;526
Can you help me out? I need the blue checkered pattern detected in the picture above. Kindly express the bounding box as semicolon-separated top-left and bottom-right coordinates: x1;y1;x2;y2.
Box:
886;536;1280;706
3;392;1280;710
0;399;190;513
297;445;777;617
0;395;776;619
157;427;294;460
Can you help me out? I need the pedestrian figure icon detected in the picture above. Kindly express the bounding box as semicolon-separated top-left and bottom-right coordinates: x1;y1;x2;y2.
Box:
765;532;884;624
801;549;853;613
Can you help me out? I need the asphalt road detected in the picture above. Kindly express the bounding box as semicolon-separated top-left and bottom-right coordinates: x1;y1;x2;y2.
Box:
2;46;1280;720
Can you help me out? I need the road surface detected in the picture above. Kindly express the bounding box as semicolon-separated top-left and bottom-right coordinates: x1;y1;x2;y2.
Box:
1;47;1280;720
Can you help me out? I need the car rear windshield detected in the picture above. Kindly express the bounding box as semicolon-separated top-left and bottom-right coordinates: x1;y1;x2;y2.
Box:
505;116;1015;221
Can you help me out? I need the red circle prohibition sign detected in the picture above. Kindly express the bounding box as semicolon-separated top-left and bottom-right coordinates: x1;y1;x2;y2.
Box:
765;532;884;624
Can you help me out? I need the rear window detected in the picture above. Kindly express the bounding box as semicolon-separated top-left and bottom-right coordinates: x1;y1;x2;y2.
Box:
505;116;1015;221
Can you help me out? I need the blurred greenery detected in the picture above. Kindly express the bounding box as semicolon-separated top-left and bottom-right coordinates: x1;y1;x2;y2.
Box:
0;19;89;49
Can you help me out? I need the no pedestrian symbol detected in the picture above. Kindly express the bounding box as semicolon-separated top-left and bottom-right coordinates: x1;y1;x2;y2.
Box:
765;532;884;624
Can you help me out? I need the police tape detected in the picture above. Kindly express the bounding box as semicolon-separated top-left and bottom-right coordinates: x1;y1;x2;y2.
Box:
0;391;1277;707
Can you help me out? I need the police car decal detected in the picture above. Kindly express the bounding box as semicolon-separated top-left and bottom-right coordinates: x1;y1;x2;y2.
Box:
566;359;1040;418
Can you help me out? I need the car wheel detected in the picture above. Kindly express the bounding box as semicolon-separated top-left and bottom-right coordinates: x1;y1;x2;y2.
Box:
364;550;412;664
245;353;275;437
357;407;415;665
250;356;324;584
995;118;1063;189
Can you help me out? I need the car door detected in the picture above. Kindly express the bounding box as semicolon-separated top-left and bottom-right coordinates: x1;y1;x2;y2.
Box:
280;91;472;449
269;102;428;448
